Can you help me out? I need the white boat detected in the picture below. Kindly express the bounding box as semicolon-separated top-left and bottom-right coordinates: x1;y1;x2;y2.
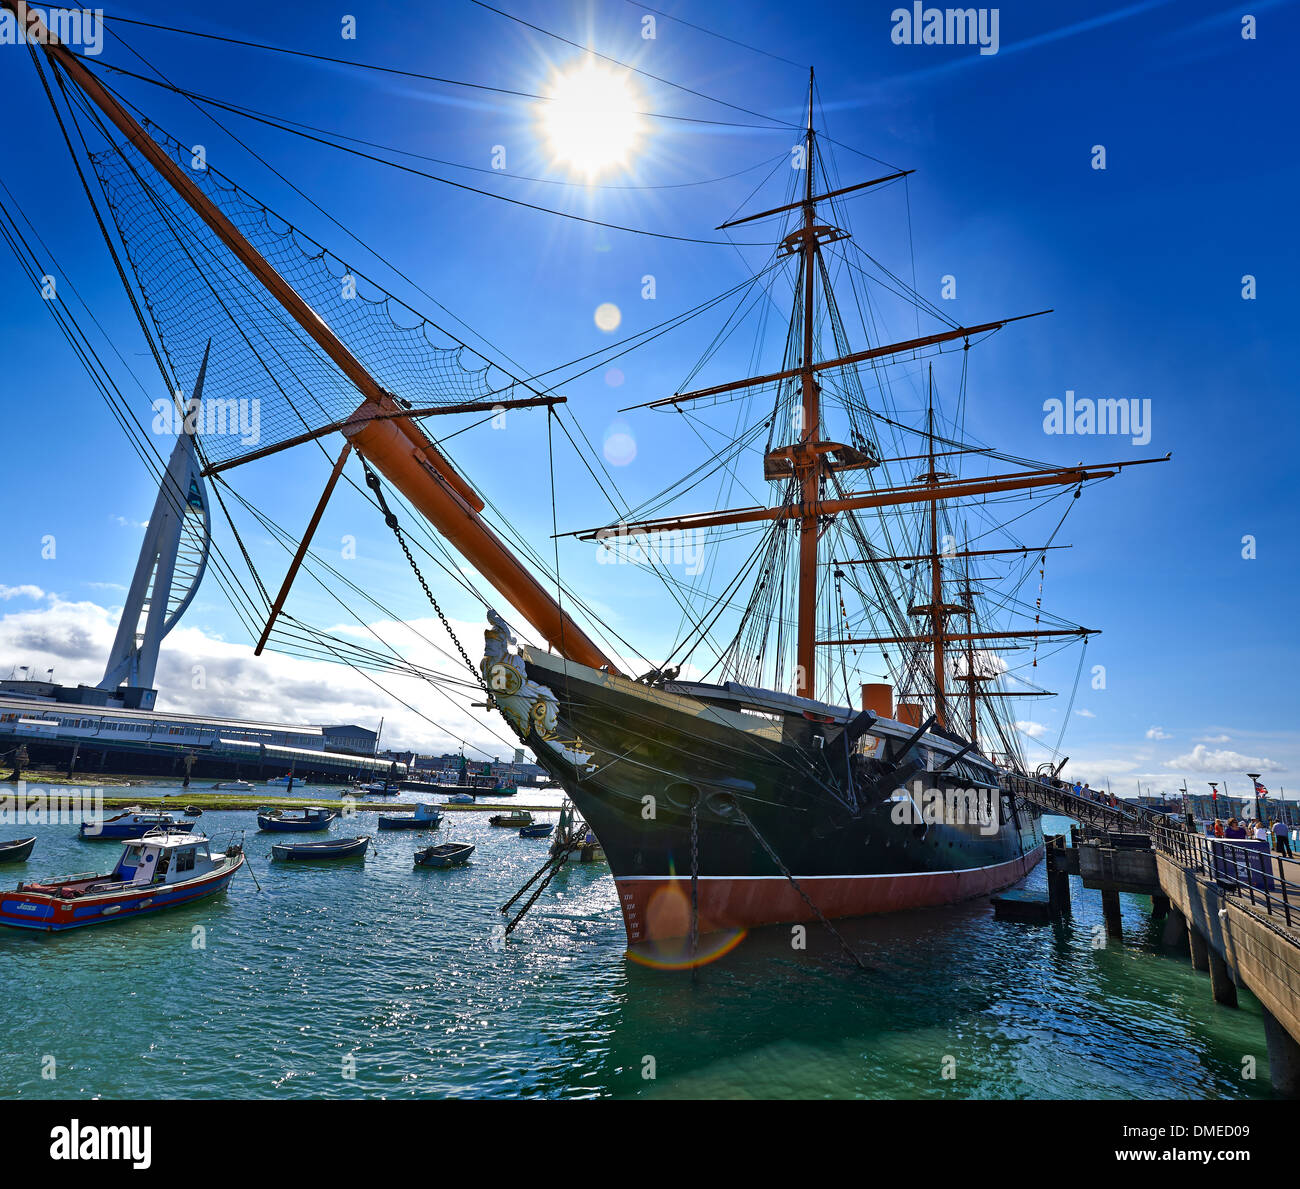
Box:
211;780;254;791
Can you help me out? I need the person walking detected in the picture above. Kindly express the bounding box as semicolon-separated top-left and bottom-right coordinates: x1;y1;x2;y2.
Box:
1274;818;1293;859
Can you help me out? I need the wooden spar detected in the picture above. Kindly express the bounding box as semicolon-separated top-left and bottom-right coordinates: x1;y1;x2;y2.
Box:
341;413;614;670
925;391;945;727
254;441;352;656
571;464;1119;539
15;3;616;673
837;544;1071;565
202;394;565;478
820;626;1096;646
716;170;913;229
795;69;819;699
623;310;1052;411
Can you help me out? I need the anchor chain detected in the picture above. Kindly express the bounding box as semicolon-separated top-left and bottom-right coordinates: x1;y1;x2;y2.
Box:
690;795;700;972
730;800;871;972
360;457;488;694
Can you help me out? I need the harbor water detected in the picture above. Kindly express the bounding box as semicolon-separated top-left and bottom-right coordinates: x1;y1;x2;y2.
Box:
0;798;1276;1099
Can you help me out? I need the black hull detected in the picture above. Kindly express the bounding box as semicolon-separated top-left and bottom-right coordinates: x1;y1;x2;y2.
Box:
496;647;1042;946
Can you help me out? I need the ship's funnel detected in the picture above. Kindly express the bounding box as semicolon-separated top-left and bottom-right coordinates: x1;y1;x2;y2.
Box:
895;703;922;727
860;683;893;718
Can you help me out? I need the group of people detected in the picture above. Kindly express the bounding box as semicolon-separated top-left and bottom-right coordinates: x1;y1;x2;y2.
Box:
1069;780;1119;809
1207;816;1293;857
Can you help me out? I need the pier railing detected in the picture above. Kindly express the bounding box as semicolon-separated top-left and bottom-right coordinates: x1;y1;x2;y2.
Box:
1151;825;1300;931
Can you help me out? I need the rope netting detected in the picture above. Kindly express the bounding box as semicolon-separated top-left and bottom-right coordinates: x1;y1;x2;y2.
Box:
88;124;522;467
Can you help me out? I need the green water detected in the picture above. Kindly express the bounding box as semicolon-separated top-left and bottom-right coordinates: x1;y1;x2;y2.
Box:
0;801;1275;1099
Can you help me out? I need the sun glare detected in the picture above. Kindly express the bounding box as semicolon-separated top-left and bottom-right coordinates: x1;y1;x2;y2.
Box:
539;61;646;180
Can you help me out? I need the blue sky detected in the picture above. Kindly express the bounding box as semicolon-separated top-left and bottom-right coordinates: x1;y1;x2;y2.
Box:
0;0;1296;794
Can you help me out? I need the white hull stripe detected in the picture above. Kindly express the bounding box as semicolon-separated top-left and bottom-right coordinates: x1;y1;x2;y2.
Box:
615;845;1043;882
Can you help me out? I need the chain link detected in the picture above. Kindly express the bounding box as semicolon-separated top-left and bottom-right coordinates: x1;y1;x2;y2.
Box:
360;459;489;694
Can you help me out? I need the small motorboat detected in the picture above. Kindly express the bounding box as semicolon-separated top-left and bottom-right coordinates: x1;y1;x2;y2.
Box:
211;780;253;791
519;822;555;839
0;829;245;932
0;837;36;863
360;781;401;795
266;775;310;790
414;842;474;868
489;811;534;828
446;792;475;805
378;803;443;830
184;806;204;817
80;808;195;840
271;835;370;861
256;806;337;832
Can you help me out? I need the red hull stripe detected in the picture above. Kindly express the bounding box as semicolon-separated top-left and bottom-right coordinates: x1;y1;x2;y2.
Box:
615;844;1045;944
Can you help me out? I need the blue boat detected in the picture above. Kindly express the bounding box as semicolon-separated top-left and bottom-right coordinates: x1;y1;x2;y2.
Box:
256;806;337;832
271;835;370;861
414;842;474;868
80;808;194;840
378;803;443;830
519;823;554;839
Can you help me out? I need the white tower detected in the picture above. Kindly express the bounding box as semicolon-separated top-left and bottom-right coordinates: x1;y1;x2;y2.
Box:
98;345;213;708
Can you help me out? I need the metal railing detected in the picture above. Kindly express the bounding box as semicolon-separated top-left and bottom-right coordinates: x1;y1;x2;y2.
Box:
1151;824;1300;930
1002;773;1176;835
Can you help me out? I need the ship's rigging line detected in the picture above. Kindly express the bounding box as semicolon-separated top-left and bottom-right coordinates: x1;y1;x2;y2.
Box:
79;53;777;248
96;12;798;133
89;58;794;193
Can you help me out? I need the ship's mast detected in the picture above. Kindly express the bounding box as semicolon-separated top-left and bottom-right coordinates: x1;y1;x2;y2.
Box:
795;69;820;698
925;380;946;725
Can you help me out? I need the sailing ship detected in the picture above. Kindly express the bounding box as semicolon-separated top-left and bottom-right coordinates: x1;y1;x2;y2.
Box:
6;12;1166;955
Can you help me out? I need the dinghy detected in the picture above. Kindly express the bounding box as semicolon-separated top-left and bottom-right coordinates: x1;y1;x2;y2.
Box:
378;803;443;830
271;835;370;861
0;837;36;863
489;811;533;828
256;806;337;832
414;842;474;868
519;823;555;839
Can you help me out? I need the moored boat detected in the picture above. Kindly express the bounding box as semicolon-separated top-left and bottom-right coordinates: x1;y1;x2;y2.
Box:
80;807;195;840
271;835;370;861
0;829;245;931
377;803;443;830
414;842;474;868
446;792;474;805
256;806;337;832
519;822;554;839
489;811;533;828
211;780;253;791
0;837;36;863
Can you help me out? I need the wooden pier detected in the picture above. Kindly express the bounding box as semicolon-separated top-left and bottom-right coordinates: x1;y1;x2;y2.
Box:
1011;776;1300;1095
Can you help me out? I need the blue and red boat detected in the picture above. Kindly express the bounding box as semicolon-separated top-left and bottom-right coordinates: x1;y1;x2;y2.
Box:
80;807;194;840
0;830;245;932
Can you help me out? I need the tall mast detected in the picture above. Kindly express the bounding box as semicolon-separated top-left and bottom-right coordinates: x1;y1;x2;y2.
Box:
12;2;614;674
926;375;947;725
795;68;820;698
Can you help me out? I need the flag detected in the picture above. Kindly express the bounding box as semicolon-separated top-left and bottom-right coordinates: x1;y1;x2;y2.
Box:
1254;780;1269;799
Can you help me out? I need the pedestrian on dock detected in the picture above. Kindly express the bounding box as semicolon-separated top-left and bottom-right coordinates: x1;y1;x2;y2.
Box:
1253;820;1270;844
1212;819;1224;837
1225;818;1247;840
1274;819;1293;858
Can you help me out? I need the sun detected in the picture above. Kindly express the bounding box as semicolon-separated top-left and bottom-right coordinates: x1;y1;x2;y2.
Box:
538;60;646;180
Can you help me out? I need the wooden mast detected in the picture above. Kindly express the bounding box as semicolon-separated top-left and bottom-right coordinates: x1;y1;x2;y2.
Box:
12;2;615;674
925;376;946;726
795;69;820;698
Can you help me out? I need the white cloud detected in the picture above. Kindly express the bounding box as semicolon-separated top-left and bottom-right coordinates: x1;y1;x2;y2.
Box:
112;515;149;529
1199;734;1230;744
1075;708;1095;718
1145;726;1171;740
1164;744;1282;775
1016;720;1049;739
0;597;520;759
0;585;44;602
